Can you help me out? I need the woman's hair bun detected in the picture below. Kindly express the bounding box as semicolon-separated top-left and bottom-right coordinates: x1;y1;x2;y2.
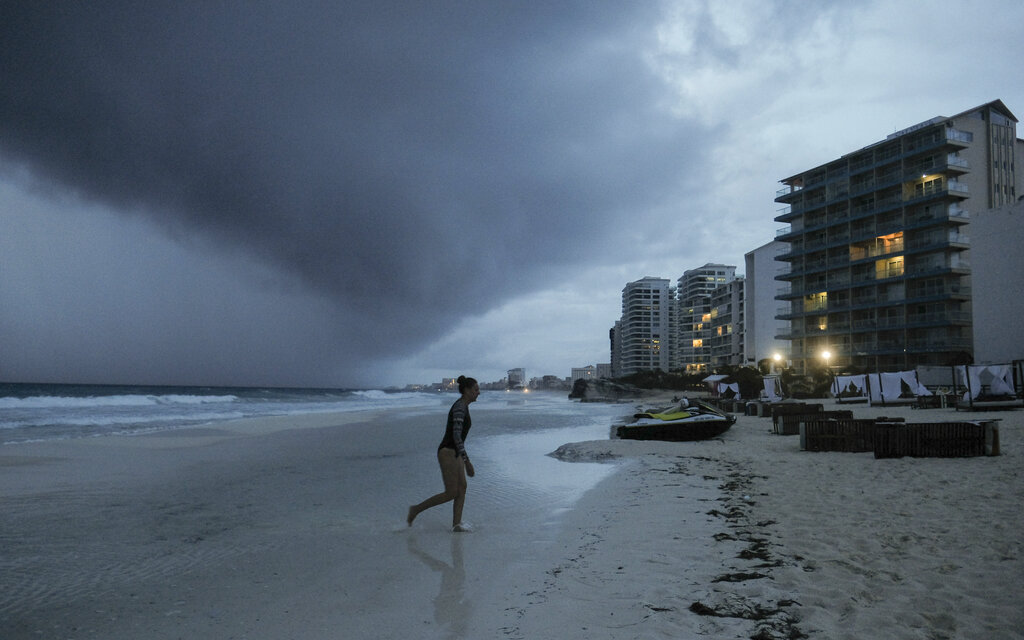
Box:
457;375;466;384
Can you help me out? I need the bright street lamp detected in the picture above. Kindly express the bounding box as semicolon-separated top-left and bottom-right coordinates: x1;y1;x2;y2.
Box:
821;350;835;395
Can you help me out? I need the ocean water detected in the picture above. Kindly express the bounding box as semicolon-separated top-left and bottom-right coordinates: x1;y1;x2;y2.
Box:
0;383;634;446
0;383;639;636
0;383;469;445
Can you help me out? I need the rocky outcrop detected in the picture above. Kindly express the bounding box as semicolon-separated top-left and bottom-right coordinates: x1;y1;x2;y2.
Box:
568;378;665;402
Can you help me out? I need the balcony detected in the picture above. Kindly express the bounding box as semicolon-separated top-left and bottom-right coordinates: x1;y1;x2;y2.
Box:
851;318;877;331
904;155;970;181
849;239;904;263
946;128;973;145
905;231;969;252
827;272;851;287
905;337;973;351
851;194;903;217
775;183;804;201
904;261;970;278
906;206;970;229
906;311;972;327
907;282;971;300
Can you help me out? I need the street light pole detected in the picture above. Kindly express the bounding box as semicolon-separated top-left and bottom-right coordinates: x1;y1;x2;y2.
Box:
821;349;834;397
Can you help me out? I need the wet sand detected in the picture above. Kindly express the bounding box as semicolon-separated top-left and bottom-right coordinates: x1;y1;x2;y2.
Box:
2;399;1022;639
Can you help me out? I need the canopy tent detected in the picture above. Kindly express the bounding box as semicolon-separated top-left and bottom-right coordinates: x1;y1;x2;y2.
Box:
701;375;739;399
832;374;868;402
717;382;740;399
956;364;1017;401
703;374;727;396
867;370;930;405
762;375;783;402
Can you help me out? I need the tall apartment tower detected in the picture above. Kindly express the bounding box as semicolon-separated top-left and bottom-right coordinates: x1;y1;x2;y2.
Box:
709;276;745;367
615;277;674;376
609;323;621;377
507;368;526;388
676;264;736;373
744;241;789;366
774;100;1019;374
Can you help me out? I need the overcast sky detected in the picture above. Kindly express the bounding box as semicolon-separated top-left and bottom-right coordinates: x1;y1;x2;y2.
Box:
2;1;1023;389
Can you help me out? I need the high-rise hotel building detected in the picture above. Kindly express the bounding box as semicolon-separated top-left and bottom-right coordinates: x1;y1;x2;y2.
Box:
774;100;1020;374
614;277;674;376
675;264;737;372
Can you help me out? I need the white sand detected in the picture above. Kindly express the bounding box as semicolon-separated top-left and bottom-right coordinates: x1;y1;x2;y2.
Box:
532;400;1024;640
2;400;1021;639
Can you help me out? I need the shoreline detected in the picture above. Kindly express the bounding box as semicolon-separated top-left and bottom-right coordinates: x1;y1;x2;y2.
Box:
2;399;1021;639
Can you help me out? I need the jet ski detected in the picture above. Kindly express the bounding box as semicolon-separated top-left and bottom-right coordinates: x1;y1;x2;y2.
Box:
615;398;735;441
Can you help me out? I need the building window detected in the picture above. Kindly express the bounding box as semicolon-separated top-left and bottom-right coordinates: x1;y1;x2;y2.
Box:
804;292;827;312
875;255;905;279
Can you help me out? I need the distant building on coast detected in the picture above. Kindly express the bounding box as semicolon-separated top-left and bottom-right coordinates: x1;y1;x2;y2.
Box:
709;275;744;367
507;368;526;389
610;267;739;377
612;277;674;377
774;99;1021;374
571;364;611;381
676;264;736;373
571;365;597;382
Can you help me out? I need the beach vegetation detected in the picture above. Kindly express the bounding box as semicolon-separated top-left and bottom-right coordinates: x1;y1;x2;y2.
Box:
614;369;706;391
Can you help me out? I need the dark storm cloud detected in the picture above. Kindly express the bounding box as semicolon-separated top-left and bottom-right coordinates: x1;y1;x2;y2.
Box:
0;2;697;366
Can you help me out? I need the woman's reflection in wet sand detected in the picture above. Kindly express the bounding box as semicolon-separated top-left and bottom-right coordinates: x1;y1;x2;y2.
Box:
407;534;470;638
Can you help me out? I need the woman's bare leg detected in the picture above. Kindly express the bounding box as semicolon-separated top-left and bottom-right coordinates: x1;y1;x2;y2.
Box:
450;456;468;527
408;449;466;527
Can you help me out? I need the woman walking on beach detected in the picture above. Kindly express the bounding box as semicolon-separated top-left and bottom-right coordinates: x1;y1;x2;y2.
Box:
408;376;479;532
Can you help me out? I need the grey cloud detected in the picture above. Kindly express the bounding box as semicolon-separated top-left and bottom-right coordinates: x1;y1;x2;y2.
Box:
1;2;700;381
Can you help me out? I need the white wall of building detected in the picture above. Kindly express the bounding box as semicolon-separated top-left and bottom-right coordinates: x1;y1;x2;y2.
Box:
970;199;1024;363
744;240;789;366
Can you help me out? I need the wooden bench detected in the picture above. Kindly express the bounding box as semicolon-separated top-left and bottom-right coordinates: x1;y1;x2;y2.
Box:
800;418;901;452
777;410;854;436
771;403;820;432
874;421;1000;458
800;418;998;457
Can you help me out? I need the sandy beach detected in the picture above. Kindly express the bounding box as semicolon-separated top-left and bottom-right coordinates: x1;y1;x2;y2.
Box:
2;397;1022;639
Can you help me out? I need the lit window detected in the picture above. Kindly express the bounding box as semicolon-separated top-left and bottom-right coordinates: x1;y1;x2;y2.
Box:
875;255;904;279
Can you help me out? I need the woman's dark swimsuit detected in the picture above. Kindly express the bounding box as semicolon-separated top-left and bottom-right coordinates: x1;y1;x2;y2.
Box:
438;397;472;460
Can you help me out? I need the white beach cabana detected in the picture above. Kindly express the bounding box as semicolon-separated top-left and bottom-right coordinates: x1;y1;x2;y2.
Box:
955;364;1021;409
957;364;1014;398
867;370;931;406
832;374;869;403
762;375;784;402
702;374;740;398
